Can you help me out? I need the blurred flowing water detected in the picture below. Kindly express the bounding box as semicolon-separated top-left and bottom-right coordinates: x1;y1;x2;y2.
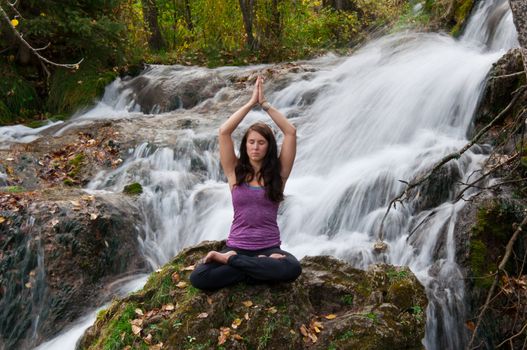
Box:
25;0;521;348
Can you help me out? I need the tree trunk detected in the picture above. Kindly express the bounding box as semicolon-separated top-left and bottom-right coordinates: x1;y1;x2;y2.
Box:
270;0;281;40
141;0;165;51
509;0;527;48
239;0;257;50
183;0;193;30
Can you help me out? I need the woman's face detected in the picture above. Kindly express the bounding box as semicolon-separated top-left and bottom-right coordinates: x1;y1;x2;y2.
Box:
246;130;269;162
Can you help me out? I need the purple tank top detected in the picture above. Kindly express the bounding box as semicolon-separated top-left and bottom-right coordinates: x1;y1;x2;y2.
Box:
226;183;281;250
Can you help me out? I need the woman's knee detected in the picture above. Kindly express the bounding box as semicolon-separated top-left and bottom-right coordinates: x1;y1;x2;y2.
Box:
280;259;302;281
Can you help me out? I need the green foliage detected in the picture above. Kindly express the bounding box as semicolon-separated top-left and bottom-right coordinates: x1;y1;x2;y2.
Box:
0;64;40;125
47;62;117;115
340;293;354;305
337;330;354;341
386;268;409;282
2;185;25;193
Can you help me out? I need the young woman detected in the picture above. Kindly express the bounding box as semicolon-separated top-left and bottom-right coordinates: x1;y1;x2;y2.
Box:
190;76;302;290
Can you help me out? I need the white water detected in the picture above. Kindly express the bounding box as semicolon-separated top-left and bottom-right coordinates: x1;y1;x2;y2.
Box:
23;1;519;348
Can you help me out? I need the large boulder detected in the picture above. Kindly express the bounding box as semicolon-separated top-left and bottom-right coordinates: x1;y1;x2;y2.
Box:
78;241;427;350
0;189;147;349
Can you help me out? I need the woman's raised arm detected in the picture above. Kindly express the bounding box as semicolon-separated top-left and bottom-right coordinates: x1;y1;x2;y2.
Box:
258;78;297;183
219;77;260;187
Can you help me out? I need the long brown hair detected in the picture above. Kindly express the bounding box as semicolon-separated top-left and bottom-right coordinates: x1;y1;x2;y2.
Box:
235;123;284;202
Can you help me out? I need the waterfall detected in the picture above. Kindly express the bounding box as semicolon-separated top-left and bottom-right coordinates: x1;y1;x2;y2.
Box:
28;0;520;348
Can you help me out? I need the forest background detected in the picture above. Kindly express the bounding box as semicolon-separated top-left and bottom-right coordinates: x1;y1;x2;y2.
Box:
0;0;473;126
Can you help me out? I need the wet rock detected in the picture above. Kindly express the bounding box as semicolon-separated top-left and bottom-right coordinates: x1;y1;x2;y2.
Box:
474;48;527;141
0;189;147;349
78;241;427;350
510;0;527;48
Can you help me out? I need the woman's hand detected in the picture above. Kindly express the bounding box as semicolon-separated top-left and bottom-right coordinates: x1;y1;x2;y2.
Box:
249;76;260;106
257;75;266;104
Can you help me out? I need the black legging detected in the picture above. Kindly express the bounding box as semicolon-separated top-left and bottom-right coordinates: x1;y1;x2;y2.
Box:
189;246;302;291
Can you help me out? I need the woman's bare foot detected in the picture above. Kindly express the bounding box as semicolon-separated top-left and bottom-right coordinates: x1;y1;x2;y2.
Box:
203;250;237;264
258;253;286;259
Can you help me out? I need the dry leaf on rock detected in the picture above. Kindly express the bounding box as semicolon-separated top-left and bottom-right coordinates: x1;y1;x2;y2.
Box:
171;272;180;283
163;304;175;311
0;217;5;224
135;308;144;316
131;319;143;326
132;324;142;335
176;281;188;288
144;333;153;344
182;265;195;271
242;300;253;307
149;343;163;350
266;306;277;314
90;213;98;220
218;327;230;345
324;314;337;320
244;312;249;320
231;318;242;329
197;312;208;318
300;324;308;337
207;296;213;305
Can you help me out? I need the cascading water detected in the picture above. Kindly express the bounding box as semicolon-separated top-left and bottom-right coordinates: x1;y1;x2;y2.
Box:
30;0;519;348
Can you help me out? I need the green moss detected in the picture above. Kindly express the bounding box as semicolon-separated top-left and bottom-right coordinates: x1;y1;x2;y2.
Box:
337;330;354;341
257;317;277;350
386;268;408;282
340;293;354;305
123;183;143;195
451;0;474;36
100;303;137;350
2;186;25;193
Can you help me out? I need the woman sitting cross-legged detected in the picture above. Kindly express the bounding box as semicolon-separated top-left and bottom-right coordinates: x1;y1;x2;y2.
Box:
189;76;302;291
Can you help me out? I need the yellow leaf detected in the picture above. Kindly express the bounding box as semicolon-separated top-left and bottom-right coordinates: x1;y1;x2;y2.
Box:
267;306;277;314
207;296;213;305
11;19;19;27
308;332;318;343
218;327;230;345
197;312;208;318
232;334;243;340
300;324;308;337
244;312;249;320
242;300;253;307
231;318;242;329
324;314;337;320
0;217;5;224
135;308;144;316
176;281;188;288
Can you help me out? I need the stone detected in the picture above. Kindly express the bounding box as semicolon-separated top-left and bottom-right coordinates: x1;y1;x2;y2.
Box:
78;241;427;350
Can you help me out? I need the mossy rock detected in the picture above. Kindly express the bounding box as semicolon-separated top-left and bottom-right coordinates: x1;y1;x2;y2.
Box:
123;183;143;195
78;241;427;350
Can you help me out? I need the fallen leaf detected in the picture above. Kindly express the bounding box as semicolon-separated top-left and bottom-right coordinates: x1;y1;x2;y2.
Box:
163;304;175;311
300;324;308;337
267;306;277;314
242;300;253;307
51;219;59;227
171;272;180;283
131;318;143;326
232;334;243;340
0;217;5;224
135;308;144;316
244;312;249;320
182;265;195;271
25;282;32;288
308;332;317;343
90;213;98;220
176;281;188;288
70;200;81;207
207;296;213;305
218;327;230;345
149;344;163;350
144;333;152;344
466;321;475;332
6;157;14;161
231;318;242;329
324;314;337;320
197;312;208;318
290;329;296;335
132;324;142;335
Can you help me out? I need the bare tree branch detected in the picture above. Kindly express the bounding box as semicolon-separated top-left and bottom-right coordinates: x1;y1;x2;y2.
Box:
375;85;527;247
0;3;83;76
